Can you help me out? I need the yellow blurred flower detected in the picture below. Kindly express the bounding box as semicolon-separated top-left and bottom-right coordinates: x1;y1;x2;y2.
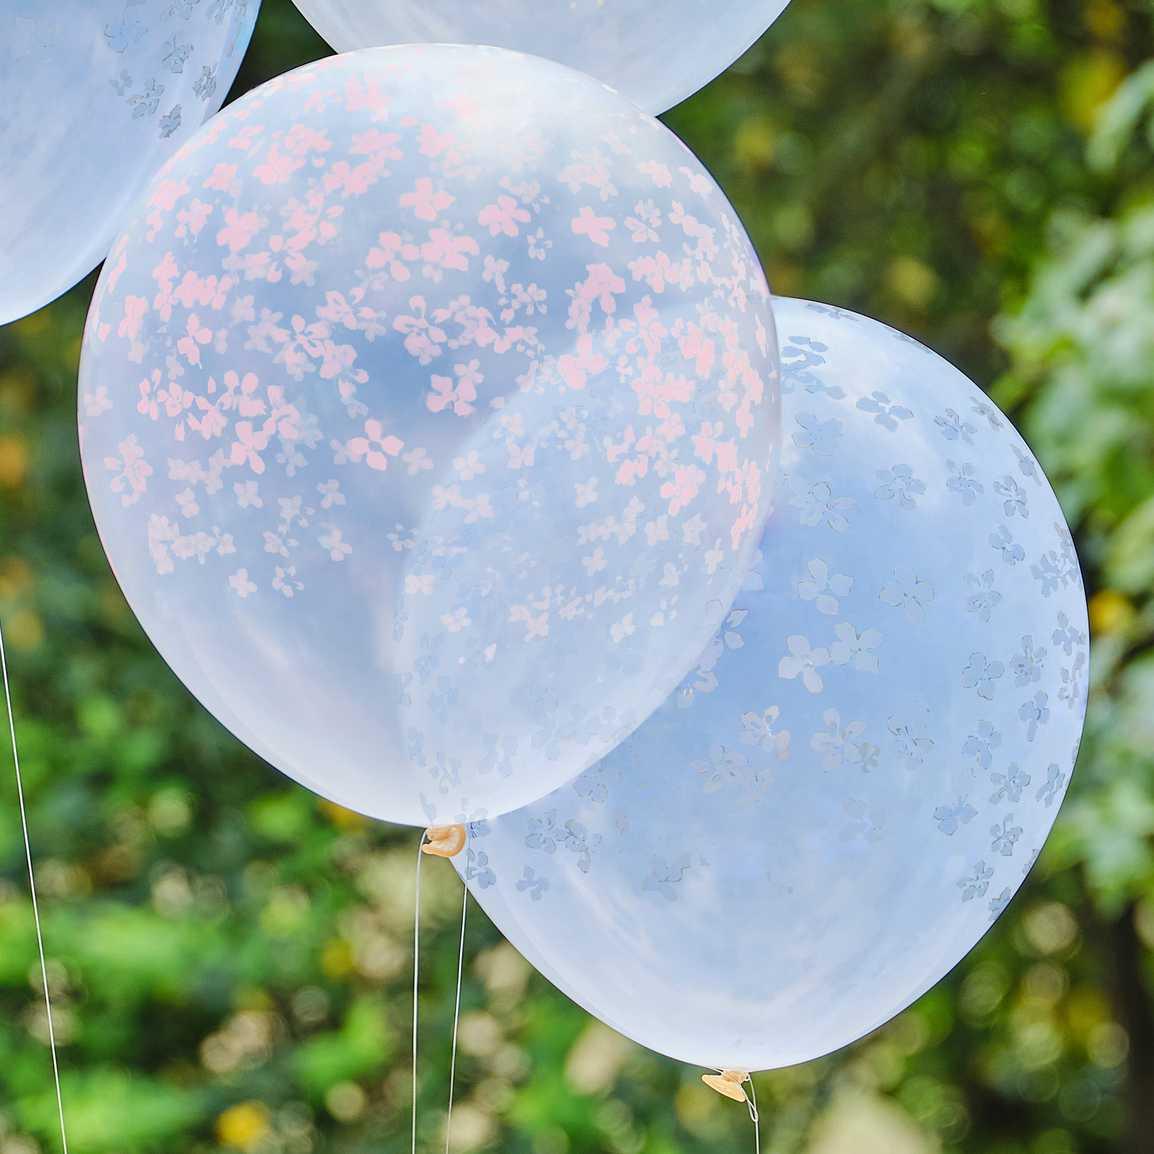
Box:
216;1101;270;1151
1089;589;1133;636
0;435;28;489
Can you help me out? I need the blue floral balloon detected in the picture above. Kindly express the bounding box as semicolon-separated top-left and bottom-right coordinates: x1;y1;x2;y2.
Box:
456;298;1088;1071
0;0;259;325
290;0;792;115
79;46;780;826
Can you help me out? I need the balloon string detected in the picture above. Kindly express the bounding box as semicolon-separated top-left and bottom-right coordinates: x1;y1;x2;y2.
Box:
412;836;424;1154
748;1076;760;1154
1;618;70;1154
444;877;468;1154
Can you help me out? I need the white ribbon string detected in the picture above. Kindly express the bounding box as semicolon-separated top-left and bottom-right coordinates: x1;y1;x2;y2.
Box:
1;619;69;1154
748;1076;760;1154
444;880;468;1154
413;833;470;1154
412;837;425;1154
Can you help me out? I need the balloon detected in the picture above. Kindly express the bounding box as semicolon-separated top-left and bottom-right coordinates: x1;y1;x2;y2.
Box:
0;0;258;325
289;0;793;115
79;46;780;827
455;297;1088;1071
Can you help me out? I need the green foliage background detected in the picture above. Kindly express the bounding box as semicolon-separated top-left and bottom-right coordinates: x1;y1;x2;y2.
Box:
3;1;1154;1151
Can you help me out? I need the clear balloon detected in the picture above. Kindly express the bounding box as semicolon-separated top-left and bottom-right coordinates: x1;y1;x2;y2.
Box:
79;46;780;827
289;0;793;115
455;298;1088;1071
0;0;258;325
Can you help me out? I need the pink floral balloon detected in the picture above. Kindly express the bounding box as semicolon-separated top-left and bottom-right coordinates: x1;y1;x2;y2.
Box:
79;46;780;825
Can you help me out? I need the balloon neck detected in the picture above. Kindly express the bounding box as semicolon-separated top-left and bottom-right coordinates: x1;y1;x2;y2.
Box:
701;1069;750;1103
421;824;468;859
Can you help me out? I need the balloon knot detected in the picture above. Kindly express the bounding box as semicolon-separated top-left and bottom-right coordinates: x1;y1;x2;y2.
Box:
701;1069;750;1103
422;824;468;858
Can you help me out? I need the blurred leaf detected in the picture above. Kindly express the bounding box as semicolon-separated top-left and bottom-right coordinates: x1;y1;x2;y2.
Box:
292;995;393;1096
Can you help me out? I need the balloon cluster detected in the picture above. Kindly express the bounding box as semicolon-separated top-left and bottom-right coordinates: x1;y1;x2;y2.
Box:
5;0;1086;1081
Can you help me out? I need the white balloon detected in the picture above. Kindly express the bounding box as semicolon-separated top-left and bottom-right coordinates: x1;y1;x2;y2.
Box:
456;298;1088;1071
0;0;258;325
78;46;780;827
289;0;792;115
